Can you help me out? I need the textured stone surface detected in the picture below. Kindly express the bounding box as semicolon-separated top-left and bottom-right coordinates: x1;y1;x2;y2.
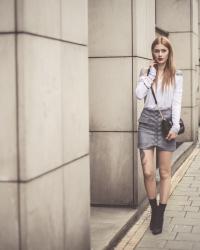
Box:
88;0;132;56
169;32;191;70
0;183;19;250
64;156;90;250
20;169;64;250
62;43;89;163
0;0;15;31
156;0;190;32
133;57;150;132
90;132;133;205
17;0;60;38
18;34;63;180
61;0;88;44
0;35;17;180
181;70;192;107
133;0;155;59
89;58;132;131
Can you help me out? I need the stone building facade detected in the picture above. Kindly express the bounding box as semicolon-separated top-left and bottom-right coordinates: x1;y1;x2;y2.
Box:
0;0;199;249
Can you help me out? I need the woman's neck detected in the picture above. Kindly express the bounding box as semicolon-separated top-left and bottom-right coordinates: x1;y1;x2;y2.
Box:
157;63;166;73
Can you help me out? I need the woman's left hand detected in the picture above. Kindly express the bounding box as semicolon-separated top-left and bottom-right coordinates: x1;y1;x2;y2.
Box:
165;131;177;141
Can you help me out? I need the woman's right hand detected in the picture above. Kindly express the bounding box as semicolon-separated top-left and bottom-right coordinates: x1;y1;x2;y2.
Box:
149;60;157;70
148;60;157;80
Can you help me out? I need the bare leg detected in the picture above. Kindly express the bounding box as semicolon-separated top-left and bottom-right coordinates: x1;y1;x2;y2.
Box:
140;148;156;199
157;150;173;204
152;150;172;235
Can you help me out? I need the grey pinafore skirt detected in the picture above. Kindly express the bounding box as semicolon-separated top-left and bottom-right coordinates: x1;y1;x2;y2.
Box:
138;107;176;152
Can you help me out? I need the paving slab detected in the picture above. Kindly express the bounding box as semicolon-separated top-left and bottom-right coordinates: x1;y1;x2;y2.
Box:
115;144;200;250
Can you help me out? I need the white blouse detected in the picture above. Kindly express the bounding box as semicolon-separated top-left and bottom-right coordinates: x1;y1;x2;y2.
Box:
135;68;183;134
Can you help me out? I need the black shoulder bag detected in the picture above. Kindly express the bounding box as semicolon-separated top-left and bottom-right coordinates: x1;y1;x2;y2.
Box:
147;68;185;137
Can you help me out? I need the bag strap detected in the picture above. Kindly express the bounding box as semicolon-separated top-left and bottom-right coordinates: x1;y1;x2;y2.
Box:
147;67;164;120
147;67;158;105
151;87;158;105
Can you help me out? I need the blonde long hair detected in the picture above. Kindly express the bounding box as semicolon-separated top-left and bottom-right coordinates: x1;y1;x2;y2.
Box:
151;36;176;91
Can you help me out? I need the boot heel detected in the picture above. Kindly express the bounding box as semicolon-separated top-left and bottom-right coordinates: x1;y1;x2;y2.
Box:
152;203;166;235
149;198;157;231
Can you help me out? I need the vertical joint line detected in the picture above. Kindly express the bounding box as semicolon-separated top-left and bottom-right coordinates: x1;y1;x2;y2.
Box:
131;0;138;206
14;0;22;249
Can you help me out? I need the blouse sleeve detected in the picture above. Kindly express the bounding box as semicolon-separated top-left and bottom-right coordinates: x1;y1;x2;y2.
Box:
170;71;183;134
135;67;156;100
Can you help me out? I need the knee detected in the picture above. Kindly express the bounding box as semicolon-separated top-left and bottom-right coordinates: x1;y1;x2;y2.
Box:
160;169;171;180
143;169;155;181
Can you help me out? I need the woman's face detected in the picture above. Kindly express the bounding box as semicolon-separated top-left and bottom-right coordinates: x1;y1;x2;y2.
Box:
152;43;169;65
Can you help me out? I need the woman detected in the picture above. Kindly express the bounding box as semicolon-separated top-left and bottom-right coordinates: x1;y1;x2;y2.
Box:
135;36;183;235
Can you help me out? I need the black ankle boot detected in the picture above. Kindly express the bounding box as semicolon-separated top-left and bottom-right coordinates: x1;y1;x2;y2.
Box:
149;198;157;231
152;202;166;235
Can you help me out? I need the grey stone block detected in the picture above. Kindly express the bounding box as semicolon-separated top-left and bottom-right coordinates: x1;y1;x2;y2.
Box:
0;35;17;181
176;232;200;242
136;239;167;248
143;231;176;240
171;217;200;226
17;0;60;38
192;226;200;233
0;183;19;250
168;200;192;206
0;0;15;31
20;169;64;250
184;206;199;212
166;205;184;211
173;225;192;233
165;240;193;250
165;210;186;218
191;201;200;206
90;132;133;205
185;212;200;219
170;195;189;202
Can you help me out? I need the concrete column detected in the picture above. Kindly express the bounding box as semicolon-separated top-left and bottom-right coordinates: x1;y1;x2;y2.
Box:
0;1;19;249
132;0;155;205
156;0;199;142
89;0;155;206
89;0;133;206
198;0;200;123
0;1;90;250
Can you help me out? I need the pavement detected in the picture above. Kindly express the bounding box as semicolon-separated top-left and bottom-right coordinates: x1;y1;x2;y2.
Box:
114;143;200;250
